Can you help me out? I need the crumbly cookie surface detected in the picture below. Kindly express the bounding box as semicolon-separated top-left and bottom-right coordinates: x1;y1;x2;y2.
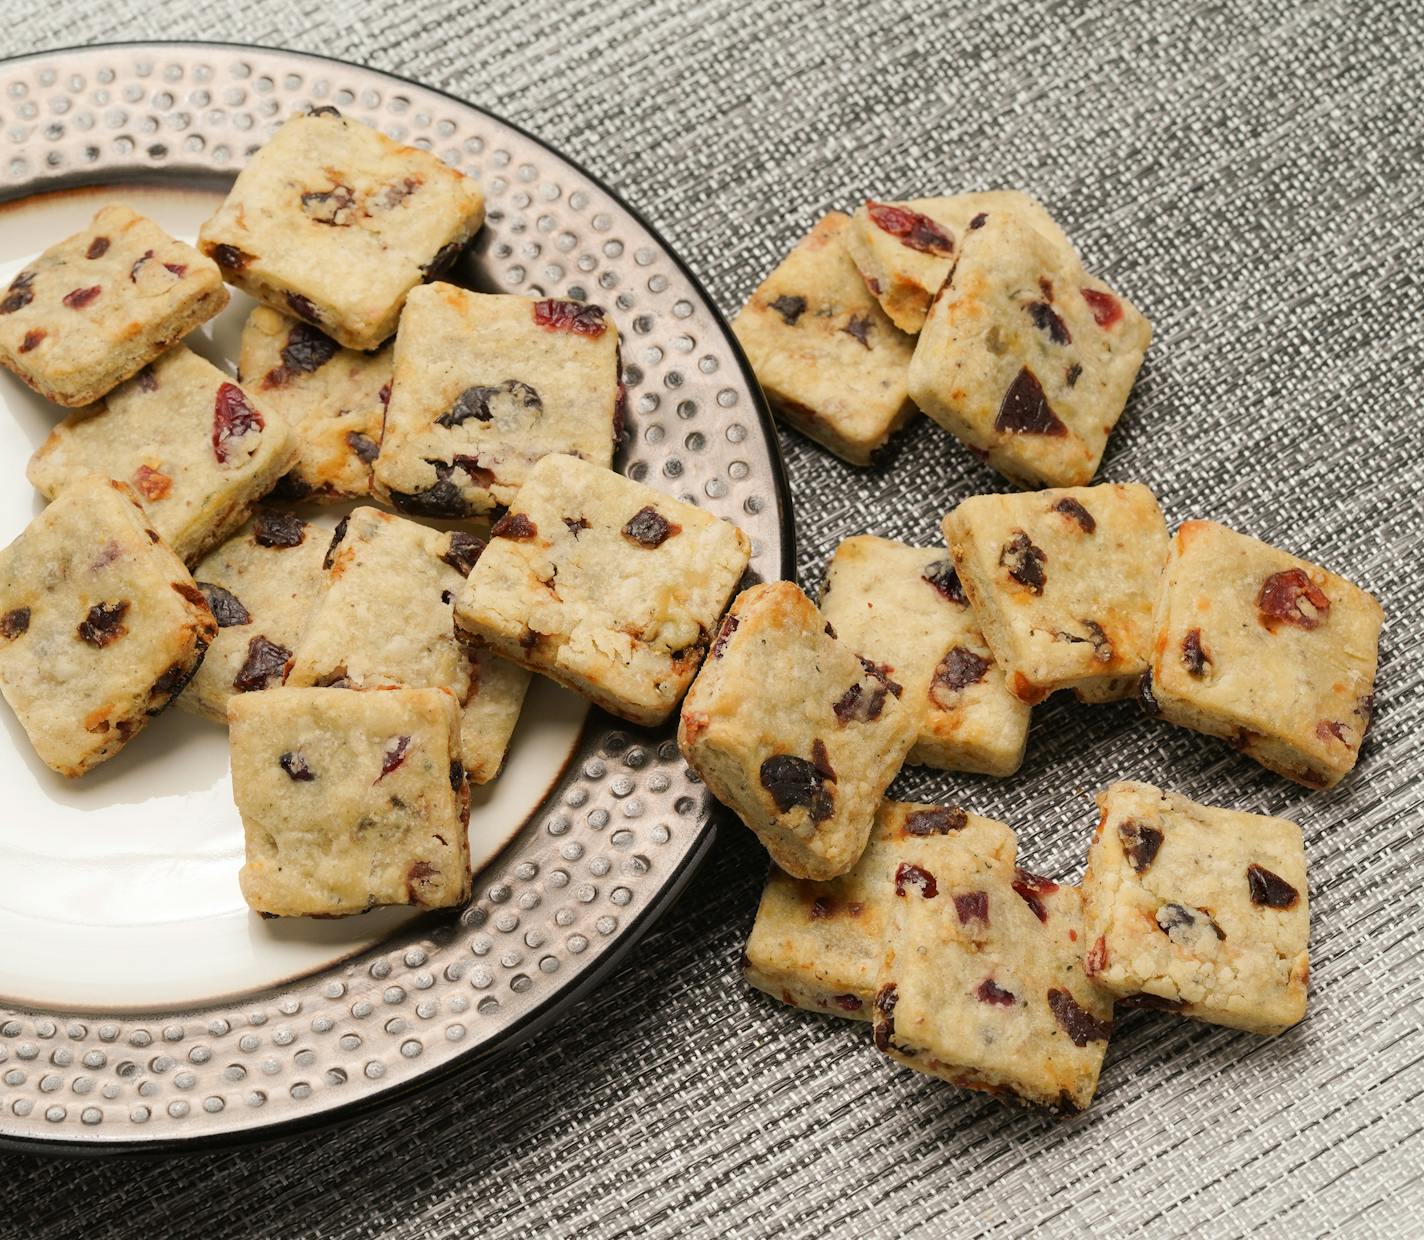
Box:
678;581;916;881
0;475;217;776
819;535;1029;775
237;306;390;502
1082;780;1310;1035
457;454;749;727
731;213;916;465
943;483;1169;704
197;108;485;351
27;345;297;566
230;685;471;917
0;205;228;407
908;213;1150;489
1142;521;1382;788
374;285;621;517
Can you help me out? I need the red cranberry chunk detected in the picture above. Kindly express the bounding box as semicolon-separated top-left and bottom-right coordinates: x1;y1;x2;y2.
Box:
1011;868;1059;923
405;860;440;901
768;294;806;325
810;896;834;919
1027;301;1072;345
285;292;322;325
710;613;739;659
253;509;307;549
810;738;836;781
999;531;1047;593
377;734;413;781
995;367;1067;437
1052;497;1095;533
211;244;253;271
1181;628;1212;676
63;285;102;310
833;681;888;724
233;635;291;692
1;607;31;640
977;979;1016;1006
1118;820;1164;872
0;271;35;314
1316;719;1348;744
1081;287;1123;327
865;201;955;256
622;506;680;548
954;891;989;925
902;807;968;836
440;531;484;577
164;262;187;278
491;512;538;541
932;647;989;695
86;236;111;260
759;754;833;823
77;600;130;648
894;862;939;899
20;329;45;353
1048;988;1112;1046
1246;863;1299;909
1086;935;1108;976
921;559;967;605
212;383;265;464
832;994;863;1012
532;298;607;338
196;582;251;628
1258;569;1330;631
968;212;988;229
279;751;315;781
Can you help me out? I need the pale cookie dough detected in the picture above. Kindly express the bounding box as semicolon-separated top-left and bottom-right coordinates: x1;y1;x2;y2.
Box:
872;811;1113;1113
287;508;529;785
819;535;1029;775
731;212;916;465
27;345;297;566
0;204;228;407
844;190;1073;334
678;581;916;881
199;107;485;351
238;306;390;502
942;483;1169;704
1082;780;1310;1036
374;285;621;517
0;475;217;776
1140;521;1382;789
457;454;750;727
182;509;330;723
908;213;1151;489
230;685;472;918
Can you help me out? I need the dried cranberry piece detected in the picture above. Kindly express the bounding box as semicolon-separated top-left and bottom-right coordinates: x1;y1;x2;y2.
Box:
1246;864;1299;909
278;322;340;380
894;862;939;899
1;608;31;640
86;236;110;259
196;582;251;628
1011;868;1059;922
211;244;253;272
323;516;350;571
1156;903;1226;941
1027;301;1072;345
768;294;806;325
1118;821;1164;872
421;240;465;281
954;891;989;925
378;382;392;409
19;329;45;353
1257;569;1330;631
212;383;265;464
1082;618;1114;664
285;292;321;324
1180;628;1211;676
561;516;590;540
405;860;440;901
1085;935;1108;976
1316;719;1348;744
823;621;837;640
995;367;1067;436
1137;669;1161;717
77;601;130;648
921;559;967;605
449;760;464;792
931;647;989;696
491;512;538;541
903;807;967;836
148;661;199;707
0;271;35;314
969;212;988;229
436;379;542;428
137;367;159;393
833;681;886;724
129;250;155;282
810;896;833;919
977;979;1016;1006
377;735;413;781
279;751;315;782
377;177;421;210
872;983;897;1051
841;314;873;349
440;531;485;576
233;636;292;692
1081;287;1123;327
710;613;739;659
1118;993;1186;1012
63;285;102;310
857;656;901;698
999;531;1047;593
1052;497;1095;533
831;995;863;1012
1047;988;1112;1046
452;455;496;488
253;509;307;549
759;753;833;822
865;201;955;256
532;298;608;338
300;183;357;226
164;262;187;278
810;738;836;782
388;466;471;518
622;506;680;548
346;432;379;463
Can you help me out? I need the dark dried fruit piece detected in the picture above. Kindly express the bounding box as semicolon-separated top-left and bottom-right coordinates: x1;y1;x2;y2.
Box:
710;613;739;659
1118;820;1164;872
903;807;967;836
347;431;379;463
279;751;315;782
968;212;988;229
954;891;989;925
921;559;967;605
253;509;307;549
831;995;863;1012
833;681;887;724
1027;300;1071;345
86;236;110;259
1011;868;1059;923
1081;287;1123;327
533;298;607;338
421;240;465;281
759;754;833;823
810;896;833;919
563;516;590;539
440;531;485;576
19;329;44;353
269;323;340;386
233;636;292;692
866;201;955;256
212;383;265;464
995;367;1067;436
164;262;187;278
196;582;251;628
1066;362;1082;387
63;285;102;310
148;661;198;707
1082;618;1114;664
1246;864;1299;909
300;183;358;226
323;515;350;570
171;581;209;610
1316;719;1348;744
491;512;538;541
1;608;31;640
842;314;872;348
1048;988;1112;1046
436;379;542;428
0;271;35;315
1180;628;1211;676
1118;993;1187;1012
769;294;806;325
622;506;680;548
388;465;470;518
285;292;321;324
377;735;413;781
1052;497;1095;533
810;738;836;782
405;860;439;901
1258;569;1330;631
977;979;1016;1006
872;983;897;1051
137;367;159;393
78;600;130;648
449;759;464;791
1156;902;1226;941
1137;669;1161;717
210;244;253;272
999;531;1047;593
1086;935;1108;976
129;250;154;281
894;862;938;899
931;647;989;696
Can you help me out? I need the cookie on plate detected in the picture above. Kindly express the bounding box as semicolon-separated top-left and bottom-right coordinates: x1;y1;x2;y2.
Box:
27;346;297;565
456;454;750;727
872;812;1113;1113
731;212;916;465
843;191;1073;334
237;306;391;502
181;509;330;723
678;581;916;881
374;285;622;517
0;205;228;407
909;213;1150;489
942;483;1169;704
198;107;485;351
230;685;472;918
0;475;217;777
1082;780;1310;1035
1140;520;1382;789
820;535;1029;775
287;507;529;785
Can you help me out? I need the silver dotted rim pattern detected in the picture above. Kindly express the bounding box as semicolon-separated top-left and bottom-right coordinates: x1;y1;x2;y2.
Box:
0;42;793;1153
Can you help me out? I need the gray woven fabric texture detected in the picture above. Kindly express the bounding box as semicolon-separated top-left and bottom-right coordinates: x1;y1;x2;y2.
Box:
3;1;1423;1236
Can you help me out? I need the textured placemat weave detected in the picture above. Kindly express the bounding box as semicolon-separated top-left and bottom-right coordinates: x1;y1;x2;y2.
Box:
1;2;1422;1236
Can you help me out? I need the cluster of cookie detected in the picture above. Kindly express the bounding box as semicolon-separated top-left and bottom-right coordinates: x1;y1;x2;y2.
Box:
0;107;754;919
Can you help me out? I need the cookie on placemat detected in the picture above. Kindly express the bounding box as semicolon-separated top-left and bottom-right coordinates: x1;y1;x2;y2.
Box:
0;475;217;777
819;535;1029;775
0;205;227;407
230;686;472;918
237;306;390;503
1082;780;1310;1035
909;213;1150;489
678;581;916;881
27;346;297;566
374;285;622;518
1140;520;1382;789
731;212;916;465
942;483;1168;705
456;454;750;727
198;107;485;351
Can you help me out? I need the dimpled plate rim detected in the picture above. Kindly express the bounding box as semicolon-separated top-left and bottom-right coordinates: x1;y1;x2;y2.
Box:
0;40;793;1154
